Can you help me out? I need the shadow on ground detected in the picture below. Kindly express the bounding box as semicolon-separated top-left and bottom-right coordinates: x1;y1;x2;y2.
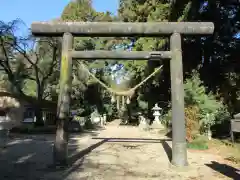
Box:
91;137;172;161
62;137;173;179
4;131;239;180
92;137;172;162
0;132;173;180
205;161;240;180
0;129;101;180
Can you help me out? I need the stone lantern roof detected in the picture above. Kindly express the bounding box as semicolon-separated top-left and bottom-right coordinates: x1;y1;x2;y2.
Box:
152;103;161;111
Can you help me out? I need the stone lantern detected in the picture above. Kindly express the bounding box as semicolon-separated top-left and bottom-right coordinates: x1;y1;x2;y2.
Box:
0;94;21;148
151;103;164;129
90;108;101;125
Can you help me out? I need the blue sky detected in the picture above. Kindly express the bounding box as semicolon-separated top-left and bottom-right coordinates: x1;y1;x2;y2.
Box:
0;0;118;36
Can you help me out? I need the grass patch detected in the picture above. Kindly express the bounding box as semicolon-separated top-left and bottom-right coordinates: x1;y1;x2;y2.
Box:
187;136;209;150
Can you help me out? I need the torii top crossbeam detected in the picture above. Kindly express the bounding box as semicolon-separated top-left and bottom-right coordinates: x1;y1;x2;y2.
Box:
31;22;214;37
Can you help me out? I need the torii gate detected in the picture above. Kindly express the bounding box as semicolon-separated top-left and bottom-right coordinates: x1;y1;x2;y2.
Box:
31;21;214;167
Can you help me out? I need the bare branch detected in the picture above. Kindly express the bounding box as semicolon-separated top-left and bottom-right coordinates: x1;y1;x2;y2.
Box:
42;46;58;81
0;36;13;74
43;91;51;99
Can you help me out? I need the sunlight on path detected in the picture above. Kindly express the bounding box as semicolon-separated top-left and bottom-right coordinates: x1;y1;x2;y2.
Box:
0;120;238;180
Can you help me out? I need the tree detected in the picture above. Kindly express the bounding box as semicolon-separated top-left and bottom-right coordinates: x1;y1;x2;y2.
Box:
118;0;192;115
0;19;61;125
196;1;240;114
61;0;120;112
118;0;240;117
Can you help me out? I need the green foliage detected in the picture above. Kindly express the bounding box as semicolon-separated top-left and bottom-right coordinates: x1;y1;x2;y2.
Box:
184;70;230;132
0;20;61;99
57;0;198;122
137;94;148;115
61;0;120;115
138;100;148;111
0;73;11;91
162;70;230;135
61;0;95;22
117;0;173;88
103;103;116;118
187;136;209;150
22;80;36;96
117;0;172;87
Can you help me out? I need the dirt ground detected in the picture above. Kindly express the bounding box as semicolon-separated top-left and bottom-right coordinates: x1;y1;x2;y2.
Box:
0;120;239;180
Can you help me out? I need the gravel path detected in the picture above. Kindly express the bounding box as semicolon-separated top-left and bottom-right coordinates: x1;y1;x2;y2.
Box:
0;121;239;180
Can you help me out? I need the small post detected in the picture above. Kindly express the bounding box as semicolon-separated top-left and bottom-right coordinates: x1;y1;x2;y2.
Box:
116;96;120;110
230;120;235;143
53;32;73;166
170;33;188;167
121;96;125;110
103;114;107;125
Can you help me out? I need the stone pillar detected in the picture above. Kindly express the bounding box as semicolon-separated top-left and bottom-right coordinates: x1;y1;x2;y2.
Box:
53;32;73;166
170;33;188;167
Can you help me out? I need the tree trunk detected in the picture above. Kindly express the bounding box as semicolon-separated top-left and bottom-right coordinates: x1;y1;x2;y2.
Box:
34;84;44;126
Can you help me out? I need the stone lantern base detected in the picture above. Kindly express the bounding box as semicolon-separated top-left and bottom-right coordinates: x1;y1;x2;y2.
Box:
151;120;165;130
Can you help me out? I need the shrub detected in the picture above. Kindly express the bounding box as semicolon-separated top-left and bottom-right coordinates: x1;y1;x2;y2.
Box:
185;105;200;142
103;101;119;121
161;105;200;142
184;70;230;133
84;118;95;129
138;100;148;112
162;70;230;138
